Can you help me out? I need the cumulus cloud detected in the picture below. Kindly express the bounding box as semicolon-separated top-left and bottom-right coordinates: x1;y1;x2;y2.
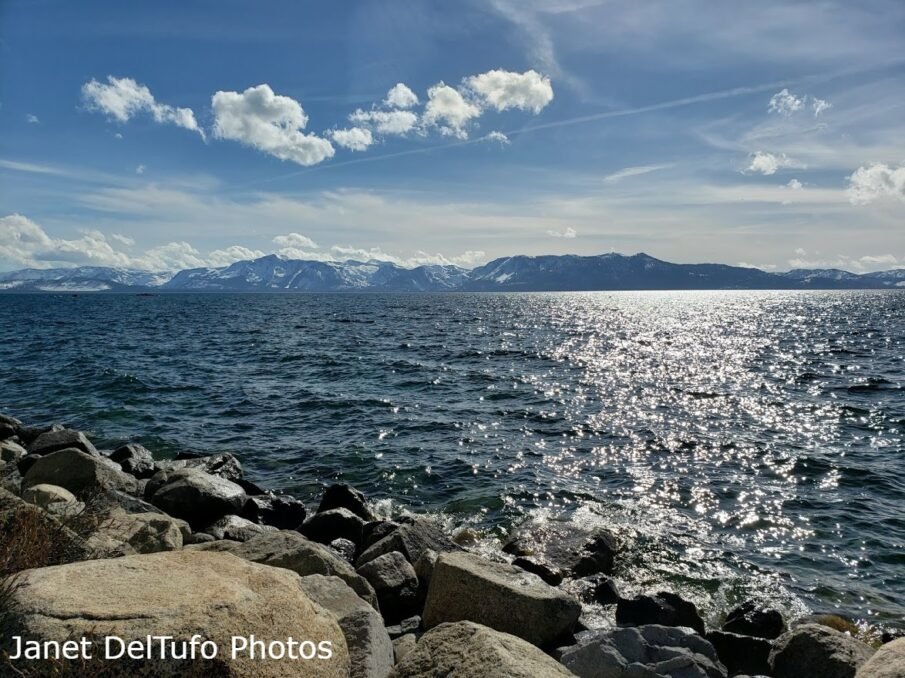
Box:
768;88;831;118
82;76;204;138
384;83;419;109
788;250;903;272
422;83;482;138
273;233;318;249
484;131;510;144
0;214;260;271
745;151;803;175
26;114;39;124
465;69;553;113
348;108;419;135
785;179;803;190
135;164;145;175
330;245;485;268
847;162;905;205
211;84;334;166
547;227;577;238
330;127;374;151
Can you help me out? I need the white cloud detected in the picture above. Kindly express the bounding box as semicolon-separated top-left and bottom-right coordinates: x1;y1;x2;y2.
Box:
603;163;673;182
330;127;374;151
330;244;485;268
768;89;804;116
25;114;39;124
207;245;265;267
465;69;553;113
349;108;418;135
811;97;831;117
384;83;419;109
787;250;903;272
114;132;123;139
745;151;803;175
273;232;318;249
211;84;334;166
110;233;135;247
547;227;577;238
82;76;204;138
768;88;831;118
847;163;905;205
135;164;145;175
785;179;803;190
422;83;482;138
484;131;510;144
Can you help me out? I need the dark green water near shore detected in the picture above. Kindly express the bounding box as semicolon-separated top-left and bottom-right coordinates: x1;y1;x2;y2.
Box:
1;291;903;630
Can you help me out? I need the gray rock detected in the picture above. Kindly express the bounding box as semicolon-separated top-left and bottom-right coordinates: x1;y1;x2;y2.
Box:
302;506;366;545
706;630;771;676
423;551;581;648
504;524;619;577
617;592;707;635
317;483;374;521
16;423;63;447
300;574;394;678
156;452;244;482
362;520;400;550
329;537;358;563
357;551;419;623
0;439;27;463
21;483;78;509
204;514;276;541
149;467;246;528
393;621;574;677
559;625;727;678
393;634;417;664
357;516;457;567
242;493;307;529
186;531;216;544
0;423;17;440
85;507;185;556
0;412;22;428
769;624;875;678
856;637;905;677
513;555;564;585
28;428;98;457
723;601;785;639
6;550;350;678
188;530;379;609
22;447;139;496
110;443;156;478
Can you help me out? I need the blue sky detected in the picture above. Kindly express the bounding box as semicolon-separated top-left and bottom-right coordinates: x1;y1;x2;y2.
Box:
1;0;904;273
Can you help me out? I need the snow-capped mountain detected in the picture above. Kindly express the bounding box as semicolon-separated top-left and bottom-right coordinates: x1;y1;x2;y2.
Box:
0;254;902;292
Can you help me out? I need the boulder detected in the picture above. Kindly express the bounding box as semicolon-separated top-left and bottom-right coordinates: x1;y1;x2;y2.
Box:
242;493;307;529
109;443;156;478
393;634;417;664
857;637;905;677
362;520;400;551
586;575;621;605
204;514;276;541
16;423;63;446
84;507;185;556
5;550;349;677
0;423;17;440
329;537;357;563
769;624;875;678
706;630;771;676
357;551;419;623
186;531;216;544
423;551;581;648
559;624;727;678
0;439;27;463
393;621;574;677
22;447;139;496
17;452;40;475
28;428;98;457
157;451;244;482
0;412;22;429
512;555;564;586
616;592;707;635
357;516;457;567
317;483;374;521
503;524;619;577
300;574;394;678
301;507;366;545
0;487;89;568
723;601;785;639
386;617;421;639
21;483;78;509
148;467;246;528
189;530;378;609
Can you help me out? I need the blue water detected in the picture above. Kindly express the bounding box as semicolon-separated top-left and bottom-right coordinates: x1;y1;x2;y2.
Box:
1;291;903;630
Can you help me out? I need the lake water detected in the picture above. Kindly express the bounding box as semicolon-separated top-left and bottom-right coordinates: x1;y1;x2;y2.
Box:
1;291;902;631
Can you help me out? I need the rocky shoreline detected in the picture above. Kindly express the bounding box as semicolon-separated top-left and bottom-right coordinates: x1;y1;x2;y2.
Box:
0;412;901;677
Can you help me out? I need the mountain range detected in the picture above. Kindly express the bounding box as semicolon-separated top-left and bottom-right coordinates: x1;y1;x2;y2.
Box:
1;253;903;293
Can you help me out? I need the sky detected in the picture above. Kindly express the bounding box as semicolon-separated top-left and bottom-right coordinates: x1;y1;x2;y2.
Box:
1;0;904;273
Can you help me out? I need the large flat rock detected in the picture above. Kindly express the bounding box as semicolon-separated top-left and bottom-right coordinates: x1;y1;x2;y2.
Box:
7;550;349;677
422;551;581;648
22;447;138;496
